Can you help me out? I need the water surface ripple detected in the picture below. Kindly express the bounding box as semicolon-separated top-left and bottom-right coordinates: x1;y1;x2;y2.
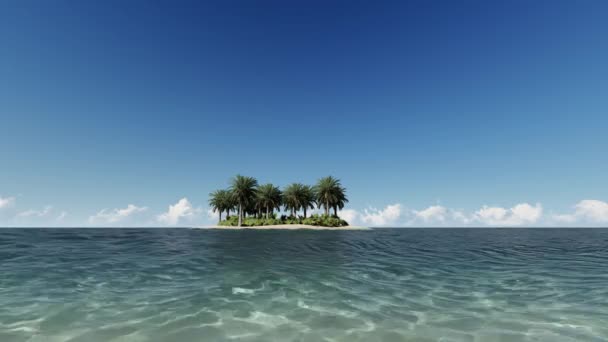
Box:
1;228;607;341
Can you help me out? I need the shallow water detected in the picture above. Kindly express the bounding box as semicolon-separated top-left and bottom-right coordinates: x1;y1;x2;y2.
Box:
1;228;607;341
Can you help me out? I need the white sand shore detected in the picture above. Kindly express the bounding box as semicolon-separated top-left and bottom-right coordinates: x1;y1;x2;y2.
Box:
196;224;369;230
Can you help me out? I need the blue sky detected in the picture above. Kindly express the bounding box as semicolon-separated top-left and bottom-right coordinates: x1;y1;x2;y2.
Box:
1;0;607;227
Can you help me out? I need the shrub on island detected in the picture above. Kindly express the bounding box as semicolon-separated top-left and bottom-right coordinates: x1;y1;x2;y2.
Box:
218;214;348;227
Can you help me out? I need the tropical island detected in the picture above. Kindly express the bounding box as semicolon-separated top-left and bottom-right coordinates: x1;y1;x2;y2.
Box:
208;175;351;228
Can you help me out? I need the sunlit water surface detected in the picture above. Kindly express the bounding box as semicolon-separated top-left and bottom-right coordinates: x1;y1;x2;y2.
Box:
1;228;607;341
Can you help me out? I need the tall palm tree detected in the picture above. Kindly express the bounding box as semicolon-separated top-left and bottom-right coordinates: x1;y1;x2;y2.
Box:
314;176;340;216
332;185;348;217
270;186;282;216
230;175;258;227
301;185;316;218
283;183;316;218
208;189;227;222
209;189;237;222
283;183;301;217
225;192;236;218
256;184;282;219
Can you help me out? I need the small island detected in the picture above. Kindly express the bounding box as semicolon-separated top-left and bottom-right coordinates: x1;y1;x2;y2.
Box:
209;175;351;228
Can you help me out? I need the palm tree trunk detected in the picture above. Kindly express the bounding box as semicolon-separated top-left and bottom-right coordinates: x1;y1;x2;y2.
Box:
266;207;269;219
325;200;329;216
219;210;222;222
304;207;307;218
238;203;242;227
333;206;337;217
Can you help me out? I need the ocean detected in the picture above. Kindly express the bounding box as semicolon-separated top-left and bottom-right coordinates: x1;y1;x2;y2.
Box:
1;228;607;341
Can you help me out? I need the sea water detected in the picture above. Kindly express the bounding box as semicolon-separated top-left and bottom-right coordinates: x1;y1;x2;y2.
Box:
1;228;607;341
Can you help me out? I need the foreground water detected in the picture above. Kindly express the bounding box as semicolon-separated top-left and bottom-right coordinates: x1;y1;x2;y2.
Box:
1;228;607;341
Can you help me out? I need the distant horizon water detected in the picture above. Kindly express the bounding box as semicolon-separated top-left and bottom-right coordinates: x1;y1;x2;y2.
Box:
2;226;608;229
1;228;607;341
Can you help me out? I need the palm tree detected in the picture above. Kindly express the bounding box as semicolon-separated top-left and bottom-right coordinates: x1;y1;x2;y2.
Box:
225;192;236;218
256;184;282;219
208;190;226;222
314;176;340;216
301;185;316;218
283;183;316;218
283;183;301;217
270;186;282;216
209;189;237;222
230;175;258;226
332;185;348;216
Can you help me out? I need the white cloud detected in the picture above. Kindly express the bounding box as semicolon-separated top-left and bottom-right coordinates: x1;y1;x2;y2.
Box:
473;203;542;226
157;198;201;226
337;204;402;227
89;204;147;224
359;204;402;226
554;200;608;224
451;210;471;225
414;205;448;222
340;204;471;227
0;196;15;209
338;209;359;224
553;214;576;223
573;200;608;222
408;205;473;226
17;206;52;218
56;211;68;221
207;208;219;221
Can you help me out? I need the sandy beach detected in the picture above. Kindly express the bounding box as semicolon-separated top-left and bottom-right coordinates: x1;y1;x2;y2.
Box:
197;224;369;230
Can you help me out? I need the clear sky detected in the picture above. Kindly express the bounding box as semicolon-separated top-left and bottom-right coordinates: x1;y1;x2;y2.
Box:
1;0;607;227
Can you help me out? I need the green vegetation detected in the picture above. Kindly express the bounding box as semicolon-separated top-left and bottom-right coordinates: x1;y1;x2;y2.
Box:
209;175;349;227
208;189;233;222
217;213;348;227
256;184;282;219
229;175;258;227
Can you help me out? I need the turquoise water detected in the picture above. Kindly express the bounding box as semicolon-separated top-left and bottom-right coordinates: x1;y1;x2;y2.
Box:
1;228;607;341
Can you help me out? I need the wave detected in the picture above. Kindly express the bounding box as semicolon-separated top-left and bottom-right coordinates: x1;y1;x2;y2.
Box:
0;228;607;341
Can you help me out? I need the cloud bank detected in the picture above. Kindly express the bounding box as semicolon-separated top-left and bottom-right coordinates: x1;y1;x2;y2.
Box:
361;204;402;226
2;192;607;227
339;204;402;226
473;203;543;226
0;196;15;209
56;211;68;221
553;200;608;225
18;206;53;218
157;198;202;226
341;202;545;227
414;205;450;223
89;204;148;225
